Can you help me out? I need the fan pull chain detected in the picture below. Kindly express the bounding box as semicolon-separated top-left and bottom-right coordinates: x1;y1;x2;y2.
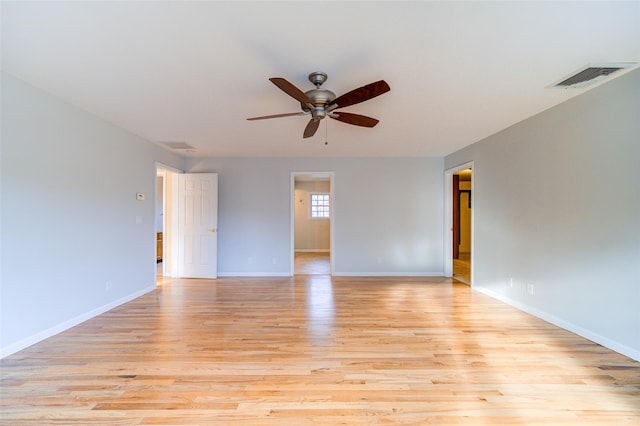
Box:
324;119;329;146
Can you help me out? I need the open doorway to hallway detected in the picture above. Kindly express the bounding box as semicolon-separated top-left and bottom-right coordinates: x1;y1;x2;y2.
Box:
155;171;164;278
292;173;334;275
155;163;182;284
452;168;472;284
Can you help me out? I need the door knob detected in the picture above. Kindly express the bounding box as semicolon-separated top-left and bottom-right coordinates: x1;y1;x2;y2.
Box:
209;228;217;233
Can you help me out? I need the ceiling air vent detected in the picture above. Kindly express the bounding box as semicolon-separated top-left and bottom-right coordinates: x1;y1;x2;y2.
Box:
552;63;637;89
556;67;621;87
159;141;195;151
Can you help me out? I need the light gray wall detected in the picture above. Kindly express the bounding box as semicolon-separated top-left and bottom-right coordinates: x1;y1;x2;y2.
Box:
294;181;331;251
445;69;640;360
185;157;444;276
0;73;184;357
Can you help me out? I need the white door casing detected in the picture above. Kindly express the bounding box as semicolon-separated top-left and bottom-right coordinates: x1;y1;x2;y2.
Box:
177;173;218;279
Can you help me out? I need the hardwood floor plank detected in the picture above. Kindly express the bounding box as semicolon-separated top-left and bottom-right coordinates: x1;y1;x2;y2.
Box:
1;276;639;424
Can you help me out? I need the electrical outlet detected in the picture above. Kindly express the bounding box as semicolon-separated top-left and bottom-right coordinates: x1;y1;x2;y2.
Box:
248;257;253;265
271;257;277;265
106;280;112;292
526;283;535;295
507;277;513;288
376;256;382;265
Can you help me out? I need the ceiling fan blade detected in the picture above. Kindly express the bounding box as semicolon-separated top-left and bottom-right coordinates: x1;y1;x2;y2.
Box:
303;118;320;138
330;111;379;127
328;80;390;109
269;77;315;107
247;112;306;121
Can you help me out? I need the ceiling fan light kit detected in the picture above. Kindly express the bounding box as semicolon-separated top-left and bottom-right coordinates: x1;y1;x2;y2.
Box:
247;72;390;139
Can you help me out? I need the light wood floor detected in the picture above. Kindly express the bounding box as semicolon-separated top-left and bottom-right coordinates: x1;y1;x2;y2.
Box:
295;252;331;275
2;276;639;425
453;252;471;284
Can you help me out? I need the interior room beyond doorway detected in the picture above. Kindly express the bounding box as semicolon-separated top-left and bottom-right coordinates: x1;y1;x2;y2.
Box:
293;174;332;275
453;168;472;284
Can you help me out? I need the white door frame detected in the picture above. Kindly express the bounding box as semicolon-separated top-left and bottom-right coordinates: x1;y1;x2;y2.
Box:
444;162;474;283
290;172;335;276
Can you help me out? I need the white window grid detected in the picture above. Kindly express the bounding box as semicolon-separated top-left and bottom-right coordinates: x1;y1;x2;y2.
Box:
310;193;330;218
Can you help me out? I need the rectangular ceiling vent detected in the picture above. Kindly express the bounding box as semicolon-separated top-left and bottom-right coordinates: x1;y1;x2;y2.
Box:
557;67;621;86
159;141;195;151
552;63;637;89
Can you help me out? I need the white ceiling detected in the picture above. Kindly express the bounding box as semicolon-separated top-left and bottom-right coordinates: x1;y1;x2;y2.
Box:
2;1;639;158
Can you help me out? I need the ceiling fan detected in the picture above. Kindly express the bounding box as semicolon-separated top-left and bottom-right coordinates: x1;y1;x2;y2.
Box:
247;72;390;138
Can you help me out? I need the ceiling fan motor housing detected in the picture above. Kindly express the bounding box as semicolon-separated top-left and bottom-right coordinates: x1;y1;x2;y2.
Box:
302;71;335;117
302;88;336;111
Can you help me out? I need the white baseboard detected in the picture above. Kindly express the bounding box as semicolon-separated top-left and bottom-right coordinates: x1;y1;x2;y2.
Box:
332;271;444;277
0;285;156;359
294;249;330;253
217;272;293;277
476;287;640;362
218;271;445;278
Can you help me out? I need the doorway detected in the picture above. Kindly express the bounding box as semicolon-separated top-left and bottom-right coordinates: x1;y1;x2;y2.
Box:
155;163;181;283
291;172;334;275
444;163;473;285
453;168;472;284
155;171;164;278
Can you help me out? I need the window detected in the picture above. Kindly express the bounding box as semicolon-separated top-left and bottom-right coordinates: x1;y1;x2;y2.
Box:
310;193;330;218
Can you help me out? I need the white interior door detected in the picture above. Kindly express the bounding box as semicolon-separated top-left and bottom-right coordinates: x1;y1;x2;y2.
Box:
177;173;218;278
